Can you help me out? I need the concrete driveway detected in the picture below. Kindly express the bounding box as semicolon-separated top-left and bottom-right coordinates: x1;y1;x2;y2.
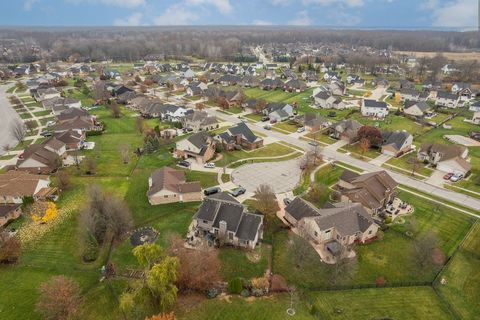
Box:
231;159;302;193
0;84;22;155
426;170;446;187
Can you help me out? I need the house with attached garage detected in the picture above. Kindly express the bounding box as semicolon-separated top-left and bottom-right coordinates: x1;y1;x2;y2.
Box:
158;104;187;122
371;77;389;88
361;99;389;118
329;81;346;96
175;131;216;164
189;192;263;249
451;82;475;101
263;102;294;122
436;91;461;108
296;113;330;132
54;130;85;151
180;68;195;79
323;72;340;82
241;75;260;88
285;198;379;259
328;119;362;143
0;171;53;205
34;87;61;102
0;204;22;227
469;100;480;112
302;70;317;82
260;78;284;90
216;74;241;86
381;131;413;157
418;143;471;175
399;89;427;102
216;122;263;151
42;97;82;115
147;167;202;205
16;138;68;174
335;170;398;216
314;91;346;109
284;79;307;92
181;110;219;132
403;100;433;118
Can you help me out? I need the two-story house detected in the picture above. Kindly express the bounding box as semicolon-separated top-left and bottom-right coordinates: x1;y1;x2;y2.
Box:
418;143;471;175
361;99;389;118
175;132;216;164
216;122;263;151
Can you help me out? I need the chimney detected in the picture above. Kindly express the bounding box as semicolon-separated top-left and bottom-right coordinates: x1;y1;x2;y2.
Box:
148;177;153;188
219;220;227;236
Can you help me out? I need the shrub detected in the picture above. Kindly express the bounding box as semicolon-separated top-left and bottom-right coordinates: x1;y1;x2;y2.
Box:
376;276;387;286
240;289;250;297
228;278;243;294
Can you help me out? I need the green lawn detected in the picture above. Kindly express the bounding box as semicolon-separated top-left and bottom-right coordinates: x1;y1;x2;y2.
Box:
435;222;480;320
219;244;269;281
309;287;455;320
32;110;52;117
349;112;431;137
341;142;381;160
273;121;299;133
216;142;298;167
384;153;434;177
177;294;314;320
183;170;219;188
244;113;263;122
19;112;33;119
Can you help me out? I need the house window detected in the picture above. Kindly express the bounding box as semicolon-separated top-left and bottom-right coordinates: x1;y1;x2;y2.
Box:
368;230;372;235
325;229;331;233
163;195;169;198
203;220;208;224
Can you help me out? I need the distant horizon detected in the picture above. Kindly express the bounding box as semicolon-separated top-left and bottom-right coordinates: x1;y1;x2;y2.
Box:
0;0;478;31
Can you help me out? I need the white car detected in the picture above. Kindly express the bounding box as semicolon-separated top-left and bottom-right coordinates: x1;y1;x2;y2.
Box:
46;121;56;127
204;162;216;169
297;127;305;133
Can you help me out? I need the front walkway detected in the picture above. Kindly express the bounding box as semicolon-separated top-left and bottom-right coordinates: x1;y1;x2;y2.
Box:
369;154;392;166
324;140;348;151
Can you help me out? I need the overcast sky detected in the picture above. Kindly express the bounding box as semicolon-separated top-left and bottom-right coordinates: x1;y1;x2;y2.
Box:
0;0;477;30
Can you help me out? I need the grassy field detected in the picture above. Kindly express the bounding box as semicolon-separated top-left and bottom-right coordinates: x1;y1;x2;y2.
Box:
309;287;455;320
435;222;480;320
176;294;314;320
216;142;298;167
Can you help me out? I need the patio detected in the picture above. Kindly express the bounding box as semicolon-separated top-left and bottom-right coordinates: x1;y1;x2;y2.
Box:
385;197;413;220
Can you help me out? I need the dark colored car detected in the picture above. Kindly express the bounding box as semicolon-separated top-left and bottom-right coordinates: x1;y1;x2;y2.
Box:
40;131;52;137
177;160;191;168
204;187;221;196
230;187;246;197
261;116;270;122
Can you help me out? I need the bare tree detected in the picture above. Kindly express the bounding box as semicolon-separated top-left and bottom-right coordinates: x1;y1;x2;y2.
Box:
93;80;110;102
329;245;358;286
0;232;21;264
36;276;82;320
84;157;97;175
109;102;121;118
135;117;146;134
169;235;221;291
54;171;71;191
408;156;420;177
24;120;38;135
413;231;440;272
10;120;26;144
2;144;11;155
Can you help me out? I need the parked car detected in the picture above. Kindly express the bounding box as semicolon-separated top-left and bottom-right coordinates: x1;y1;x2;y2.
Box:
46;121;56;127
204;162;216;169
40;131;52;137
450;174;463;182
263;124;271;130
204;187;221;196
261;116;270;122
270;119;277;124
283;198;291;206
177;160;191;168
297;127;305;133
308;141;319;147
443;173;454;180
230;187;246;197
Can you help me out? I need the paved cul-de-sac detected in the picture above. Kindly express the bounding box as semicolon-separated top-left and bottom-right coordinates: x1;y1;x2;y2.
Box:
231;159;302;193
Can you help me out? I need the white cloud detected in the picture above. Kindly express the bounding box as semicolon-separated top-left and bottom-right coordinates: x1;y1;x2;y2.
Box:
430;0;477;28
303;0;364;7
65;0;145;8
253;19;274;25
23;0;40;11
288;10;312;26
270;0;291;6
153;5;199;25
114;12;143;26
186;0;232;14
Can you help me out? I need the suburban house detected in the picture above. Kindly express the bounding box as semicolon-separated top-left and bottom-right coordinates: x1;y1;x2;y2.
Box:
42;97;81;114
264;102;294;122
418;143;471;175
0;204;22;227
329;81;346;96
302;70;317;82
381;131;413;157
158;104;187;122
472;112;480;125
34;88;61;101
335;170;398;215
297;113;330;132
16;138;67;174
469;100;480;112
54;130;85;150
328;119;362;143
175;132;216;164
436;91;461;108
241;75;260;88
372;77;389;88
216;122;263;151
323;72;340;82
216;74;241;86
147;167;202;205
186;81;208;96
284;79;307;92
52;115;99;134
260;78;284;91
285;198;378;257
190;192;263;249
399;89;427;102
112;85;133;97
403;101;433;118
361;99;389;118
451;82;474;101
0;171;52;204
314;91;346;109
181;111;219;132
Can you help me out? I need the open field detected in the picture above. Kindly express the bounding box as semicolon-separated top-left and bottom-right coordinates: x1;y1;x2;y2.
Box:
394;51;480;62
